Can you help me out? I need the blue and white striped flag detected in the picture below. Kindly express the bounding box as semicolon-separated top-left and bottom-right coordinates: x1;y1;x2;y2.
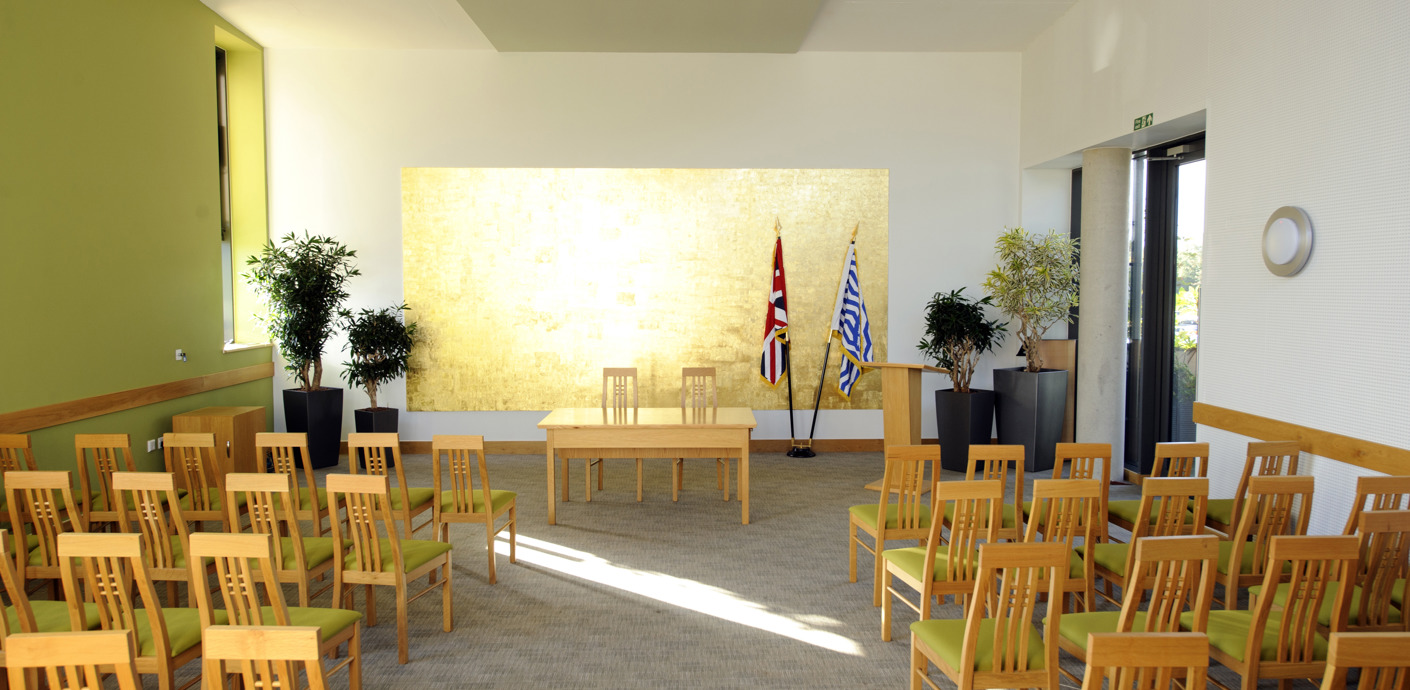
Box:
829;242;873;398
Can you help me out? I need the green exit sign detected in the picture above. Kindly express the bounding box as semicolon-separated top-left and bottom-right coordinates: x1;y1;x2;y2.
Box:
1134;113;1154;131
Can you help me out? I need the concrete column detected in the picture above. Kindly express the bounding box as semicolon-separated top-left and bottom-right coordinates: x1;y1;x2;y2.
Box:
1076;147;1131;476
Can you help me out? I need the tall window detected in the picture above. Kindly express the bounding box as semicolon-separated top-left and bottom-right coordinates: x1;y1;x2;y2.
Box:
217;47;234;344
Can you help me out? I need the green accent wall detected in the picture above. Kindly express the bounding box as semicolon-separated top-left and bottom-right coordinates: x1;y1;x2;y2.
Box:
0;0;272;470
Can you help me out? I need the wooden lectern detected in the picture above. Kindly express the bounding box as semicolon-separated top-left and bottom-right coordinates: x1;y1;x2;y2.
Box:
865;363;946;490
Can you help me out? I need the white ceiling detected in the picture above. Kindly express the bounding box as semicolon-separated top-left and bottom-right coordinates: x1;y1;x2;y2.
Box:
199;0;1076;52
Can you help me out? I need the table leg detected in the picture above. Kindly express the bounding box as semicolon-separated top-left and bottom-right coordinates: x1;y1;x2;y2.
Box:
739;438;750;525
546;438;557;525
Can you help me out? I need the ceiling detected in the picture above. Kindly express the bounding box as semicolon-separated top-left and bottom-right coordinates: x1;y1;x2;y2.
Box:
199;0;1076;52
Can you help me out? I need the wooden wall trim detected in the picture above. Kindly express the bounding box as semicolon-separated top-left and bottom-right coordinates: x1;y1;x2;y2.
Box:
0;362;275;434
1193;401;1410;476
347;437;890;456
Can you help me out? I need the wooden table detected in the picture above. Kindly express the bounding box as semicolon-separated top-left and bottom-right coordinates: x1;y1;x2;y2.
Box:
538;407;757;525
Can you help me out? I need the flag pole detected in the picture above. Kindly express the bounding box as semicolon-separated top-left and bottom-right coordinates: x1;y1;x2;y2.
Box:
803;224;862;448
774;218;809;458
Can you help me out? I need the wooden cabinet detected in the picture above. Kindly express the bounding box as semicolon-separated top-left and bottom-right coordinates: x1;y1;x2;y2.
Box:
172;406;266;474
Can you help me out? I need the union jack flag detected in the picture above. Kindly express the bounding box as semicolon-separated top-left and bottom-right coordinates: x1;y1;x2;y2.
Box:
830;242;873;398
759;235;789;386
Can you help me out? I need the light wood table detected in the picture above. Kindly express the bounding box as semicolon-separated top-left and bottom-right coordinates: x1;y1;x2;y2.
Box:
538;407;757;525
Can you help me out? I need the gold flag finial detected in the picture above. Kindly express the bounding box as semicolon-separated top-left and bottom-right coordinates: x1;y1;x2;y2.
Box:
850;222;859;241
774;217;782;236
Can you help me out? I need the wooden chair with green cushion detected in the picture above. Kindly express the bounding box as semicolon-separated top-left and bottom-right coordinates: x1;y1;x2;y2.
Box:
1191;534;1357;690
0;527;104;689
225;472;337;607
6;470;84;596
74;433;137;530
57;532;227;690
850;445;939;608
328;473;453;664
5;629;142;690
944;444;1025;544
1214;474;1313;610
164;432;245;532
1107;442;1208;537
1341;475;1410;535
255;431;332;536
909;541;1068;690
432;435;517;584
203;625;333;690
1022;443;1111;543
0;435;38;522
1206;440;1299;538
1083;477;1208;607
188;532;361;688
881;479;1002;642
1024;478;1102;613
348;433;435;539
111;471;200;608
1318;631;1410;690
1054;534;1218;687
1079;632;1210;690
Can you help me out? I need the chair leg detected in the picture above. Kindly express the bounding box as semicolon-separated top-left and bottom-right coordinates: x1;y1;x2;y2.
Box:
365;584;377;627
585;459;593;502
508;507;517;564
873;544;885;607
672;460;681;502
561;457;570;502
486;522;498;585
881;567;893;642
910;636;925;690
349;623;363;690
848;524;858;583
597;461;603;490
396;587;410;665
442;559;454;632
636;459;643;502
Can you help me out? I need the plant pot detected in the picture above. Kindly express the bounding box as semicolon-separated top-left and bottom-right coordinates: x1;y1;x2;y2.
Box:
353;407;399;468
935;389;994;472
993;368;1068;473
282;388;343;469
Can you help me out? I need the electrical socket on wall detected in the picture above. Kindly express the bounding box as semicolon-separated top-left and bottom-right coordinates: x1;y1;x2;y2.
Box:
157;436;164;450
146;439;156;452
175;349;187;362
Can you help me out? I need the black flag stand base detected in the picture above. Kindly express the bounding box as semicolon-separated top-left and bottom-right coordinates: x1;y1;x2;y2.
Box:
786;439;816;458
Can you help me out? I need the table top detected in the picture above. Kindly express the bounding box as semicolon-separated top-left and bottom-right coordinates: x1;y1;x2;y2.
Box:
538;407;757;430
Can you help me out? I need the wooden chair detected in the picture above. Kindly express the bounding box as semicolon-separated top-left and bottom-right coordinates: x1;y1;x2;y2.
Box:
6;470;84;595
1079;632;1210;690
578;367;643;502
203;626;333;690
0;435;37;521
255;431;331;535
328;473;453;664
112;471;198;607
671;367;731;502
0;527;103;689
188;532;361;687
1055;535;1218;687
1214;474;1313;610
945;444;1025;543
347;432;435;539
1206;440;1299;537
58;532;224;690
1023;478;1102;613
1023;443;1111;542
225;472;337;607
849;445;938;607
164;432;240;532
909;542;1067;690
431;435;516;584
881;479;1001;641
1107;442;1208;536
5;629;142;690
74;433;137;530
1085;477;1209;607
1342;475;1410;535
1319;631;1410;690
1199;534;1357;690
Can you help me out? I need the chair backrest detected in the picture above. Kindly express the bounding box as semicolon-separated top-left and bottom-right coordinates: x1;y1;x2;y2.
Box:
681;367;717;411
967;444;1025;533
1131;477;1209;541
1247;535;1358;666
1351;510;1410;631
1116;535;1219;634
6;470;84;569
187;532;290;627
57;533;170;660
254;431;322;504
432;435;492;516
1080;632;1210;690
0;529;41;638
347;433;421;530
1344;475;1410;535
877;445;939;532
602;367;638;414
112;471;190;573
203;625;330;690
163;432;224;512
1150;442;1209;478
923;480;1002;585
1053;444;1111;541
963;542;1067;678
1226;440;1300;528
327;473;405;574
74;433;135;520
225;472;305;574
0;434;38;473
5;629;142;690
1227;475;1315;582
1319;632;1410;690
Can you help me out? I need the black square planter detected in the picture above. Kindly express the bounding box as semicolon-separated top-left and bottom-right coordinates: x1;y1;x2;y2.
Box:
282;388;343;469
993;368;1068;473
934;389;995;473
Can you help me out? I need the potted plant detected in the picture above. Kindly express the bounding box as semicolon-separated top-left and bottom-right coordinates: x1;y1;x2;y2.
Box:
917;288;1006;471
342;303;418;436
245;232;359;469
982;227;1079;472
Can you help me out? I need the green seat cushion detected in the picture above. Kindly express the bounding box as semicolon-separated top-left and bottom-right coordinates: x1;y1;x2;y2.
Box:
1394;579;1404;606
133;607;228;657
881;546;978;582
1189;609;1327;663
293;486;329;512
849;503;934;531
911;617;1046;672
7;601;102;633
179;488;247;513
280;536;337;569
943;503;1017;530
438;489;516;514
1054;611;1150;651
251;606;362;642
1252;581;1402;627
1081;542;1129;574
1108;499;1197;526
344;538;452;574
1205;498;1235;525
1215;540;1289;576
389;487;436;511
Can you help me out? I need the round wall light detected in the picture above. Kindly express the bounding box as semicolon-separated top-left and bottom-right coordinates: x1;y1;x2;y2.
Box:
1262;206;1313;276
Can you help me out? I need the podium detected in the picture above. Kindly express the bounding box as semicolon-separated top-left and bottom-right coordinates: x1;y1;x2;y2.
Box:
865;363;946;490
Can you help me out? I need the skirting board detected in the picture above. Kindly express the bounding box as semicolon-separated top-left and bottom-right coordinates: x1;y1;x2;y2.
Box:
339;438;943;455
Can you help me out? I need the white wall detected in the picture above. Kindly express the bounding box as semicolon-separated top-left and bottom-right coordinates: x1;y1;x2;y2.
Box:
262;50;1022;441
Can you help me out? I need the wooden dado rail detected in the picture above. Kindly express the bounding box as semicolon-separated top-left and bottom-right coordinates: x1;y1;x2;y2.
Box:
0;362;275;434
363;438;887;456
1193;402;1410;476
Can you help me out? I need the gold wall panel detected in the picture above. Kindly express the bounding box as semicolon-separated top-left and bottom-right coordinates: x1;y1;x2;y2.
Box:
402;168;888;411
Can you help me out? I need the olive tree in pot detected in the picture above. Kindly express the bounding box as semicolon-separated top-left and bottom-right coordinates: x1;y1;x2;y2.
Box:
341;303;418;437
917;288;1006;472
981;227;1079;472
245;232;359;469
